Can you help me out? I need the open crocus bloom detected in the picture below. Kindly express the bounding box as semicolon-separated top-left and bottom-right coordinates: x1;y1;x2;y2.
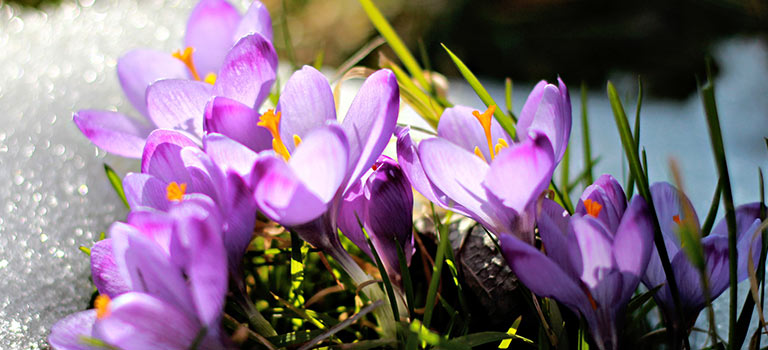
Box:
397;78;570;244
49;199;228;350
337;155;415;289
643;182;762;331
121;129;257;268
75;0;277;158
502;176;654;350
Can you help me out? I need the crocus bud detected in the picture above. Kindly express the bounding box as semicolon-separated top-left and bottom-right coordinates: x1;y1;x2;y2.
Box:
338;155;414;287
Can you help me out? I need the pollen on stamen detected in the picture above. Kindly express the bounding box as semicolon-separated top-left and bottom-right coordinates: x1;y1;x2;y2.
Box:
204;73;217;85
257;109;292;161
293;134;302;148
473;146;487;162
673;215;681;224
583;199;602;218
95;294;111;319
172;47;202;81
166;182;186;202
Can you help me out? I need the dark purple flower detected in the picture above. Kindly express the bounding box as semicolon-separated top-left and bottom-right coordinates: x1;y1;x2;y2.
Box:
501;177;654;350
643;181;762;330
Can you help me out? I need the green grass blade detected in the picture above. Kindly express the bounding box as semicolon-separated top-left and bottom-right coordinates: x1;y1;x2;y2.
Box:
441;44;516;139
332;36;385;82
505;78;516;121
700;80;739;349
358;0;431;93
280;0;298;70
312;50;324;70
288;231;308;312
104;163;129;209
626;78;643;198
396;238;415;318
560;144;571;203
700;177;723;237
296;300;384;350
423;204;449;329
580;82;594;186
608;81;688;349
357;215;400;324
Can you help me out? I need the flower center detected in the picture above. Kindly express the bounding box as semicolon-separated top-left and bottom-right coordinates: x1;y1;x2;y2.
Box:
471;105;507;162
166;182;187;202
583;199;602;218
172;47;216;85
95;294;111;320
257;109;303;161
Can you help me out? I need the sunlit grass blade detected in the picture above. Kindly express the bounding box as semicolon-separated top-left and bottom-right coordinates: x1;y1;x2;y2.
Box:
504;78;517;121
560;144;571;204
607;81;688;348
288;231;308;314
498;316;533;348
358;0;431;93
312;50;324;70
626;78;643;198
441;44;516;139
580;82;594;186
104;163;129;209
296;300;384;350
380;54;441;127
700;77;739;349
78;246;91;256
332;36;386;82
701;178;723;237
448;331;530;348
396;238;415;318
423;203;449;329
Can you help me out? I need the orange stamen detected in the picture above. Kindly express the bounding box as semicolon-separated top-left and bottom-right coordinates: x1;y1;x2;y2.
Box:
172;47;202;81
166;182;187;202
583;199;602;218
673;215;681;224
473;146;487;162
95;295;111;319
257;109;291;161
472;105;497;160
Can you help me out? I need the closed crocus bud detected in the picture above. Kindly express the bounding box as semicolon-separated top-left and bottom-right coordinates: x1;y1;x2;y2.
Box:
338;155;414;288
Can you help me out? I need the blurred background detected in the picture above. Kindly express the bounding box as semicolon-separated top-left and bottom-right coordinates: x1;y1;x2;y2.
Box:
11;0;768;98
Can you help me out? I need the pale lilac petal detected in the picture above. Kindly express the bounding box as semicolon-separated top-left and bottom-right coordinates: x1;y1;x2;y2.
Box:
90;239;130;298
214;34;277;108
220;171;258;265
203;133;260;179
395;127;458;212
277;66;336;153
517;82;571;162
642;234;681;297
184;0;242;77
203;96;272;152
418;138;497;227
482;132;554;214
288;125;349;204
143;143;192;186
125;209;174;254
576;174;627;232
141;129;199;174
568;215;615;289
94;293;208;350
649;182;700;245
252;156;328;226
180;147;226;205
73;110;152;158
234;0;273;43
499;234;586;314
736;218;762;281
701;235;731;305
437;105;510;160
538;199;574;274
122;173;169;211
337;178;370;257
712;202;761;238
146;79;212;138
341;69;399;192
48;310;99;350
612;196;654;297
117;49;190;116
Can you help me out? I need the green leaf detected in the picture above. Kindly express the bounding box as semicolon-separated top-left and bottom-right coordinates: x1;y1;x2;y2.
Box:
626;284;662;315
505;78;516;121
700;178;723;237
441;44;516;139
104;164;129;209
358;0;431;93
78;246;91;256
580;82;593;186
423;203;449;329
380;56;441;127
626;78;643;198
297;300;384;350
450;331;531;348
267;329;324;348
395;238;415;318
312;50;324;70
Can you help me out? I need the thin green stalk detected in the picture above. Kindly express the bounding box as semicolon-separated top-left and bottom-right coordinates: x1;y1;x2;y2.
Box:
700;178;723;237
700;80;738;349
561;145;571;202
422;203;449;329
626;79;643;198
580;82;593;186
280;0;298;70
607;81;689;349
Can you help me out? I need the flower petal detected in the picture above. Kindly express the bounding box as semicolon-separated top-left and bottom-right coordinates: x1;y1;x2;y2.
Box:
203;133;260;179
516;80;571;163
213;34;277;108
649;181;700;244
203;96;272;152
146;79;212;138
117;49;190;116
141;129;199;174
91;239;130;298
538;199;574;273
252;156;328;227
122;173;169;211
277;65;336;153
220;171;258;266
575;174;627;232
184;0;242;77
288;124;349;204
436;105;510;159
337;177;370;257
48;310;99;350
340;69;399;192
568;215;615;289
612;196;654;298
234;0;273;43
395;127;456;212
482;132;554;214
73;110;152;158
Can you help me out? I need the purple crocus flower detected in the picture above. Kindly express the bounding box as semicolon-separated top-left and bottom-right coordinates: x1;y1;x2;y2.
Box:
396;78;571;244
501;175;654;350
49;199;229;350
643;182;762;330
75;0;276;158
122;129;257;268
337;155;415;288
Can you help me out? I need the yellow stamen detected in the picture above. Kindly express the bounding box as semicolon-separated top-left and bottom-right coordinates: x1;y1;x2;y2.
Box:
473;146;487;162
204;73;217;85
172;47;202;81
583;199;602;218
472;105;497;160
293;134;302;148
673;215;681;224
95;295;111;319
166;182;187;202
257;109;291;161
